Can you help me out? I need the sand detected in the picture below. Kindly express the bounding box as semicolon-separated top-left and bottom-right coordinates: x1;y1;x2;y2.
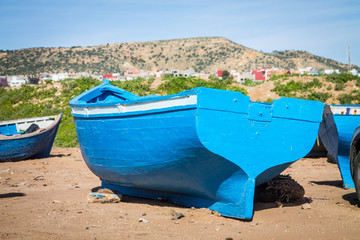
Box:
1;147;360;240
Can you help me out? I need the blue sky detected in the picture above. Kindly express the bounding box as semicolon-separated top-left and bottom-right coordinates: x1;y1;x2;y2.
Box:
1;0;359;67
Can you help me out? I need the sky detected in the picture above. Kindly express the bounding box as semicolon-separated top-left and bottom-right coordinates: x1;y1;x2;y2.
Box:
1;0;359;67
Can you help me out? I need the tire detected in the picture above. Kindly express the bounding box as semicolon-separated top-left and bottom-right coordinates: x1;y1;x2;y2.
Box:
353;151;360;200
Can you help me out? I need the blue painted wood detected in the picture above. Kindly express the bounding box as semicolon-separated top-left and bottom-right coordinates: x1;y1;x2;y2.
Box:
332;105;360;188
70;80;324;219
0;123;19;136
0;115;62;161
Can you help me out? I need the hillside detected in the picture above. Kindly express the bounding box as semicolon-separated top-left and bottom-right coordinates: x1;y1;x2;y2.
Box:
1;73;360;148
0;37;356;75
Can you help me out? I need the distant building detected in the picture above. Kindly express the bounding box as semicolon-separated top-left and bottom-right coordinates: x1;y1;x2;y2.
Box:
103;73;118;81
171;69;195;77
310;69;319;75
350;69;358;76
52;73;68;81
252;68;267;81
124;70;153;80
8;76;27;87
236;72;255;83
0;77;7;87
299;67;314;75
324;69;340;74
28;77;40;84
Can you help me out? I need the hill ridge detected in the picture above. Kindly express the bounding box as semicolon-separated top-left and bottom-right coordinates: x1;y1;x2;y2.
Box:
0;37;356;75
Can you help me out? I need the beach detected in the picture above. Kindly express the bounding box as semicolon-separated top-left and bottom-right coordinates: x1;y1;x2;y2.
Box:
1;147;359;240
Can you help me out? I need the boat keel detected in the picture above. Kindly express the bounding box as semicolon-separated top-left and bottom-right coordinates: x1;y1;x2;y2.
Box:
102;175;256;220
337;155;355;188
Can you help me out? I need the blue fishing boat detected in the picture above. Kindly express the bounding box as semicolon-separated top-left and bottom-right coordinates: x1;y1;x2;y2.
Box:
331;105;360;188
70;79;324;219
0;114;62;161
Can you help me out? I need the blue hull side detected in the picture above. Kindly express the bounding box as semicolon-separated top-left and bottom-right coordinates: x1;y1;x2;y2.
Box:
73;88;323;219
76;109;251;218
0;116;62;161
334;115;360;188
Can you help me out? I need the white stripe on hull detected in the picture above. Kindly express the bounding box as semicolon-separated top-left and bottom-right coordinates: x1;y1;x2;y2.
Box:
330;106;360;115
71;95;197;116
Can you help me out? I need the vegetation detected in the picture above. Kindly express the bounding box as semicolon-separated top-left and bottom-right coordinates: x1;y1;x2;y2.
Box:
242;79;264;87
271;78;331;102
0;76;246;147
158;75;246;95
272;78;322;96
337;90;360;105
2;73;360;148
325;72;360;84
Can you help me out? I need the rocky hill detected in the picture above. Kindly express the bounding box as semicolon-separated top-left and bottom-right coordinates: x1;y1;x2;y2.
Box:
0;37;357;75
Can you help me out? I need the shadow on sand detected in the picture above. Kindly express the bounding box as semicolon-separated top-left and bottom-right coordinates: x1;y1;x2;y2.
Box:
342;192;360;207
49;153;72;158
309;180;343;188
0;192;26;199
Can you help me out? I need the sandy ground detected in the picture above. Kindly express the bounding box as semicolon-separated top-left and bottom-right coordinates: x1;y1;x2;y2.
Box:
1;147;360;240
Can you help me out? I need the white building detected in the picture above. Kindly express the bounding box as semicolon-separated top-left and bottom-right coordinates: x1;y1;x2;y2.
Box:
8;76;27;87
172;69;195;77
324;69;340;74
9;76;27;87
350;69;358;76
236;71;255;83
52;73;68;81
298;67;313;74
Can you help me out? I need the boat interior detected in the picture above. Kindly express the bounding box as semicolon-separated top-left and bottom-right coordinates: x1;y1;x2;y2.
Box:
0;116;57;136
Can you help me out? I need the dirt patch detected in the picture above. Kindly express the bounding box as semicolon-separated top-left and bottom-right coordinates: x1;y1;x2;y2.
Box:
0;147;359;239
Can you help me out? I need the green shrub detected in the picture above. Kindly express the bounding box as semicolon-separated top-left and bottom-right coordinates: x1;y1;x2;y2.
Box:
334;83;345;91
356;78;360;87
338;93;353;104
272;78;325;97
326;72;360;84
264;97;273;103
242;79;263;87
303;92;331;102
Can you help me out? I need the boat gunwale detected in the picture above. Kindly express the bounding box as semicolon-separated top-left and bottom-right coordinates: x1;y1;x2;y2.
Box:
69;83;199;108
71;103;322;124
0;114;62;141
71;104;198;118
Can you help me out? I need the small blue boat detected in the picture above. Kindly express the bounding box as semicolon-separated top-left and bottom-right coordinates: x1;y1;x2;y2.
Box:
70;79;324;219
331;105;360;188
0;114;62;161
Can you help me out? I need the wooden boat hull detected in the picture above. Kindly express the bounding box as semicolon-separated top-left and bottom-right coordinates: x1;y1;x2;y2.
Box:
70;80;324;219
0;115;62;161
331;105;360;188
306;105;338;159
